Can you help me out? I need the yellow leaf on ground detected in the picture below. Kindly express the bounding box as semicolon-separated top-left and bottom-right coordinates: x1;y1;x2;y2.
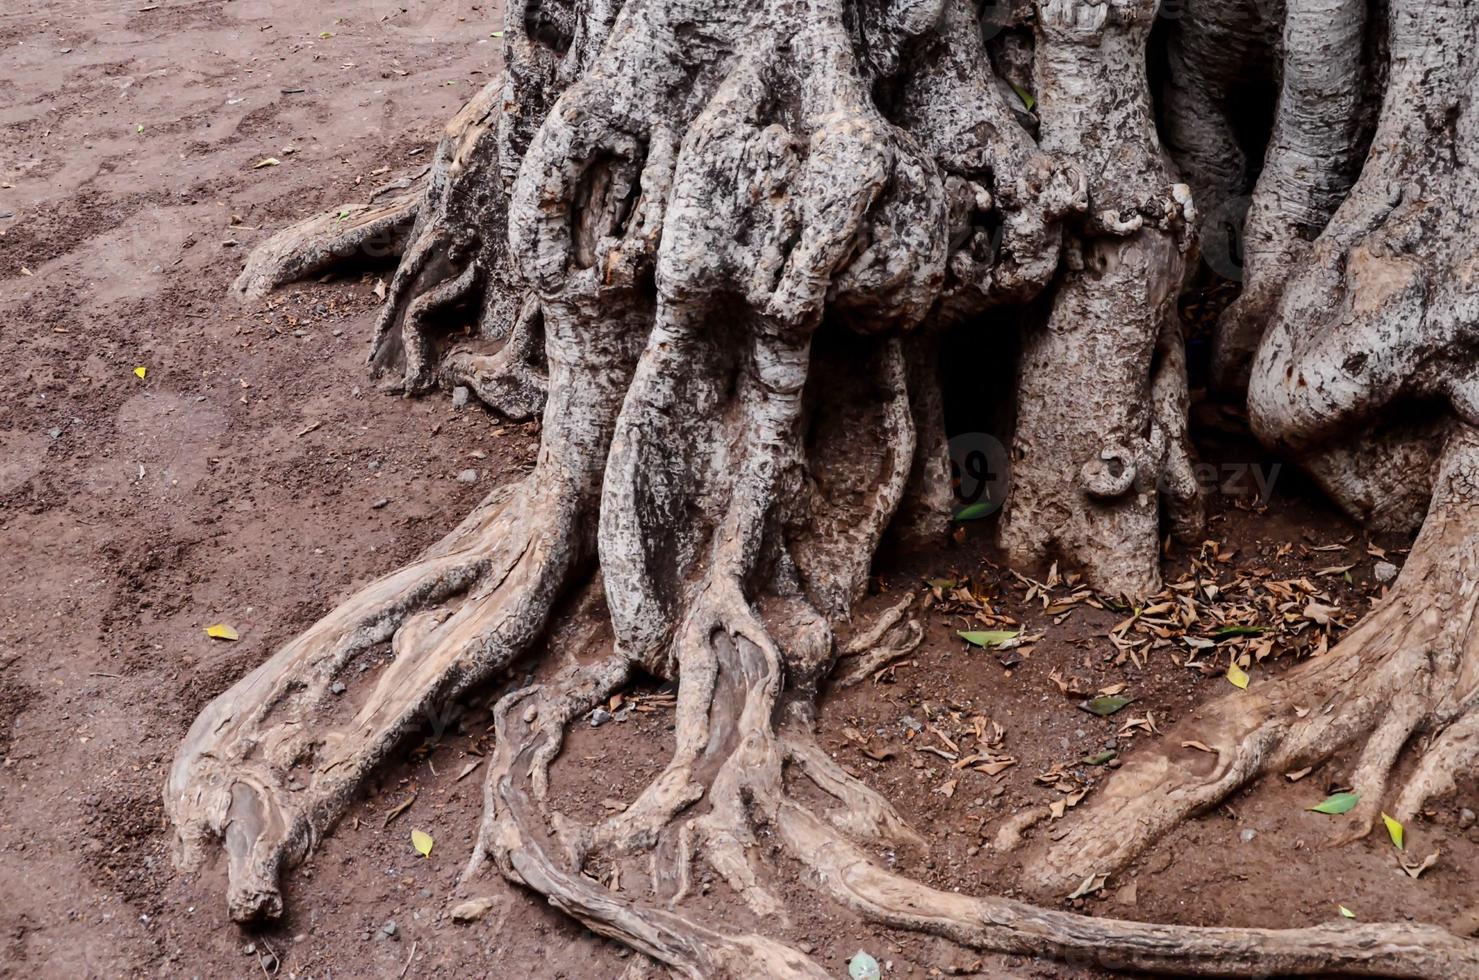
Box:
205;624;239;641
1227;663;1250;689
1382;812;1404;850
253;157;280;169
134;366;147;379
1338;905;1356;919
411;829;434;857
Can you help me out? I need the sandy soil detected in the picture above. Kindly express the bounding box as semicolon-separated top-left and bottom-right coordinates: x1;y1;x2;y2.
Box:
1;2;1474;979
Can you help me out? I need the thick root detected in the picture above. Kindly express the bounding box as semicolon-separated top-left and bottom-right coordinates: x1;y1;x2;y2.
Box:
166;483;564;921
1015;423;1479;896
168;282;648;923
231;185;421;302
997;0;1200;598
472;578;1479;979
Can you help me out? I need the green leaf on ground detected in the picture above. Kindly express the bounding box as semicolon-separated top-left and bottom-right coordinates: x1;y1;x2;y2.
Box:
1081;695;1133;717
957;630;1017;648
1382;812;1404;849
1308;792;1360;815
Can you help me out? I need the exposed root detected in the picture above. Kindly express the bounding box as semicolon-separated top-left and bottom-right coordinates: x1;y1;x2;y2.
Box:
166;481;562;922
832;591;924;688
473;574;1479;979
998;0;1200;597
1013;423;1479;896
168;276;649;923
181;0;1479;974
231;184;421;302
440;296;549;420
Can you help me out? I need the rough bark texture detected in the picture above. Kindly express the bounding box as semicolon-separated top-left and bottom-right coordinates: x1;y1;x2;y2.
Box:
1012;0;1479;907
170;0;1479;974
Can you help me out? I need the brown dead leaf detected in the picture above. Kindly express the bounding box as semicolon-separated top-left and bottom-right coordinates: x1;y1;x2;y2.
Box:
1066;873;1108;899
1400;850;1439;879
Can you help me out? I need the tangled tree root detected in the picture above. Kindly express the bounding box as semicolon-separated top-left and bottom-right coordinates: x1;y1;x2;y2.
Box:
468;600;1479;979
1012;424;1479;906
176;0;1479;973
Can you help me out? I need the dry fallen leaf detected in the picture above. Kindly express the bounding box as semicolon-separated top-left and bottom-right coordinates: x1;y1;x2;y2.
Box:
1181;740;1216;754
205;623;239;641
1226;662;1250;689
1066;873;1108;900
1400;849;1439;879
253;157;281;169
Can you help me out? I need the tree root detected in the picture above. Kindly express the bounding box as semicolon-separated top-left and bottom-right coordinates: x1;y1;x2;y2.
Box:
167;283;648;922
180;0;1479;973
831;591;924;688
166;481;560;922
471;583;1479;979
231;184;421;302
1012;423;1479;902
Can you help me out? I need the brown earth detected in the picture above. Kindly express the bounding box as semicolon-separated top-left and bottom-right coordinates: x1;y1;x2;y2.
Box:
1;2;1474;978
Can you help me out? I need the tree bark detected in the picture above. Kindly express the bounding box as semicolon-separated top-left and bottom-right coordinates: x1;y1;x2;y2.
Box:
169;0;1479;974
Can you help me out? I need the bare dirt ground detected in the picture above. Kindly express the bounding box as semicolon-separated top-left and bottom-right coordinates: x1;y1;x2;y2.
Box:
1;2;1475;979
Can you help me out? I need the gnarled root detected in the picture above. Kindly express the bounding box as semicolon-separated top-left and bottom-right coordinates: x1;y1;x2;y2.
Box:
473;557;1479;979
166;274;649;922
231;183;422;302
1013;423;1479;899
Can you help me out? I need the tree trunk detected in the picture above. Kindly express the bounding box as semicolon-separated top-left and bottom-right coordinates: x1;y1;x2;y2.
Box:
169;0;1479;974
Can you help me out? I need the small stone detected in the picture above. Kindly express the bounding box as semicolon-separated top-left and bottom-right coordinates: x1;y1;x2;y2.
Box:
798;942;814;954
1374;561;1399;583
1239;828;1257;843
456;469;479;483
242;943;256;956
900;714;924;733
380;919;398;938
261;954;278;971
371;498;390;510
1459;807;1476;830
451;386;471;408
590;707;612;728
48;428;62;440
330;681;346;695
292;329;307;338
